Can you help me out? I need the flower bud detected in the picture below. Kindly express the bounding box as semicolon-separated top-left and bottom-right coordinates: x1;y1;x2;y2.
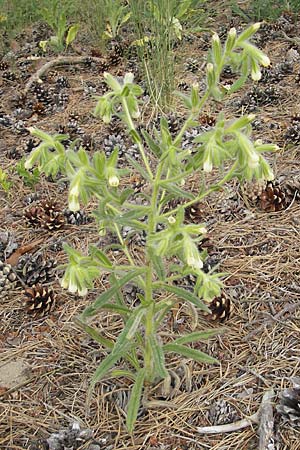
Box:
212;33;222;66
225;27;237;53
206;63;216;89
68;193;80;212
168;216;176;224
251;59;262;81
236;23;261;45
184;236;203;271
203;155;213;173
187;255;203;270
108;175;119;187
248;151;260;168
68;175;82;211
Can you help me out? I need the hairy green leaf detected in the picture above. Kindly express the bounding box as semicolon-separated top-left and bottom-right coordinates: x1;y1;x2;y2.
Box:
126;368;145;433
171;328;225;345
161;284;211;313
163;343;218;364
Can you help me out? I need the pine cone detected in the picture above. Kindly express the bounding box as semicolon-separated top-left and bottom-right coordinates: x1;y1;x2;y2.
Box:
41;211;65;231
207;293;231;322
0;260;17;294
184;58;200;73
2;71;17;81
108;117;124;135
16;253;57;286
24;206;43;227
24;285;55;317
208;399;239;425
39;200;65;231
259;181;286;212
199;114;216;127
277;377;300;426
28;439;49;450
64;209;92;225
107;51;122;67
0;231;18;260
242;179;266;204
32;102;45;115
0;61;9;71
165;113;183;135
221;65;235;79
24;200;65;230
281;173;300;201
128;174;145;193
284;123;300;144
185;202;205;223
163;198;185;214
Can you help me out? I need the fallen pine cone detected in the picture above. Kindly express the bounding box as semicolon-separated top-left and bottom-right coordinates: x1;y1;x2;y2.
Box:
23;285;55;317
207;292;231;322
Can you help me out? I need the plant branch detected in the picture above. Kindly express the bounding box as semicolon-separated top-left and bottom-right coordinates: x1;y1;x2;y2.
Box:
23;56;105;95
121;97;153;180
162;160;239;218
197;412;259;434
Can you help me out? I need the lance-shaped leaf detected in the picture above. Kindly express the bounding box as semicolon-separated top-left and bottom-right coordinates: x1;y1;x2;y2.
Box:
126;155;152;181
163;343;218;364
74;316;114;350
148;335;168;379
171;328;225;346
81;269;145;319
89;245;112;268
88;348;130;403
158;181;194;200
113;304;146;353
126;368;145;433
160;284;211;313
141;129;161;158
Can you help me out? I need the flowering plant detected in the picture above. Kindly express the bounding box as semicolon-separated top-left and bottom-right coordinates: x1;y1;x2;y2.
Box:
25;23;277;431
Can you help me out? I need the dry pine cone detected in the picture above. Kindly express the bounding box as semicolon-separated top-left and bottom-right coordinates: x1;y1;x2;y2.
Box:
24;199;65;230
259;181;286;212
277;377;300;426
185;202;205;223
24;285;55;317
207;292;231;322
0;260;17;294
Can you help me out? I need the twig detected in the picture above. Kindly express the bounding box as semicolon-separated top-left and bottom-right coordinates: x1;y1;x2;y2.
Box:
197;412;259;434
5;238;44;266
23;56;104;95
197;388;275;436
258;389;275;450
278;30;300;47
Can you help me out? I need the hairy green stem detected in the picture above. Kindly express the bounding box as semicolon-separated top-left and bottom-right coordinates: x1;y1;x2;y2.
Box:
143;159;166;381
162;160;239;218
121;97;153;180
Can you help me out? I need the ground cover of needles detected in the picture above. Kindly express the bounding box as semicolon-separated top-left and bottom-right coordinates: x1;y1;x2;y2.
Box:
0;6;300;450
